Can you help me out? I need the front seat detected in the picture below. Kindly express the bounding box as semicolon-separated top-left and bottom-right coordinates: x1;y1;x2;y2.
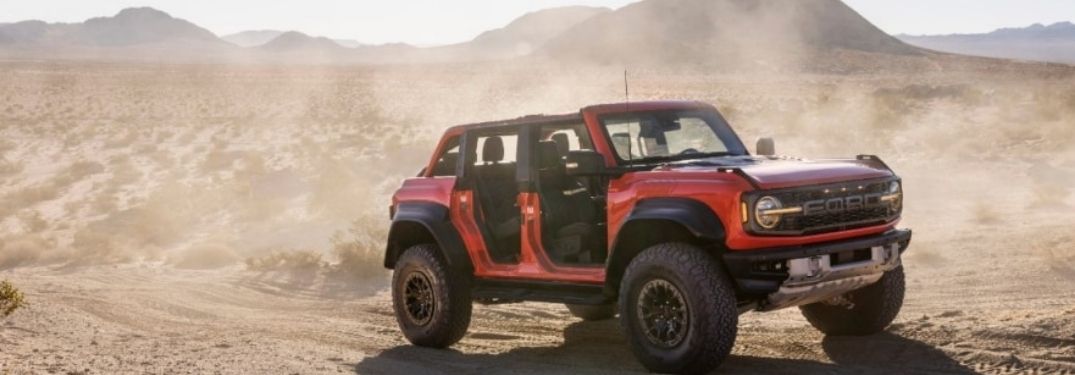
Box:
535;141;600;263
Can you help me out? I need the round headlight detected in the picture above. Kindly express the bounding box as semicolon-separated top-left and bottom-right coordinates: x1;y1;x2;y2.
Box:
754;196;783;229
887;181;902;212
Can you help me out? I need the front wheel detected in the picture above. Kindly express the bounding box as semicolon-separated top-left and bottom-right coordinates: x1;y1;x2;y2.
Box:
618;243;739;374
799;266;905;335
391;244;472;348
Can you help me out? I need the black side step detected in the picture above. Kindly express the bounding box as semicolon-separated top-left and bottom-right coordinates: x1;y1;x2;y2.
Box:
472;279;609;305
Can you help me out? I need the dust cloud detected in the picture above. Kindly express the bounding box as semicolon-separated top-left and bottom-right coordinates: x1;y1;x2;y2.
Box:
0;63;420;290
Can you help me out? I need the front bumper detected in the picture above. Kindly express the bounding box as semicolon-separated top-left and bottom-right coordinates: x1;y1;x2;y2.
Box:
723;229;912;309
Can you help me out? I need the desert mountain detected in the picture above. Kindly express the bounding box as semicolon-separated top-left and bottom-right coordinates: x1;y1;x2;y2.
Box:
258;31;345;52
222;30;285;47
899;22;1075;64
81;7;222;46
0;7;225;47
455;6;610;58
0;21;53;45
224;29;365;48
332;39;365;48
393;6;609;62
539;0;922;68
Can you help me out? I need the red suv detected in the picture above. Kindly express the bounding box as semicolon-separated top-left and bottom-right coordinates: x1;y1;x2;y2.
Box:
384;101;911;373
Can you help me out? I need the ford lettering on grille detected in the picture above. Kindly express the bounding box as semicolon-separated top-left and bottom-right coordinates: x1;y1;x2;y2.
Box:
802;193;885;216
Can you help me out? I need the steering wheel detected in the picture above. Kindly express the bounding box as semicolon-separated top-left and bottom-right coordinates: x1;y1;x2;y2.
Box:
678;148;700;155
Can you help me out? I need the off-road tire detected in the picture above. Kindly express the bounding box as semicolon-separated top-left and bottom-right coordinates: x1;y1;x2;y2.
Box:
565;303;615;321
799;266;905;336
618;242;738;374
391;244;472;348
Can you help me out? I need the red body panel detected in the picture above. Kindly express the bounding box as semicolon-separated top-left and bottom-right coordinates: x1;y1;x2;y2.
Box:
392;177;454;207
392;100;903;284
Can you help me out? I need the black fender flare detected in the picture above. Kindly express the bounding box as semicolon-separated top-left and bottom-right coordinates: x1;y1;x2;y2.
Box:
384;202;473;275
605;198;727;293
615;197;726;244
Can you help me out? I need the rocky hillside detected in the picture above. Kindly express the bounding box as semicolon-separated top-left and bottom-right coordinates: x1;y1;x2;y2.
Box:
900;22;1075;64
539;0;923;69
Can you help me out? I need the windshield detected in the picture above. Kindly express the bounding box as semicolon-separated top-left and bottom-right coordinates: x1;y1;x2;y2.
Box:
600;109;748;164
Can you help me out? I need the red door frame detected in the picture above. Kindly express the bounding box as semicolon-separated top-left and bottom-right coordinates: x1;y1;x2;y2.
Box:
448;121;607;284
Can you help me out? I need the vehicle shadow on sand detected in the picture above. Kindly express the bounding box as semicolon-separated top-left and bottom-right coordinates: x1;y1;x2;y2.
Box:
354;320;975;374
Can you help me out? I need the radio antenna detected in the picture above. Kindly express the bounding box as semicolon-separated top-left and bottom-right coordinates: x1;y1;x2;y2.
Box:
624;69;633;163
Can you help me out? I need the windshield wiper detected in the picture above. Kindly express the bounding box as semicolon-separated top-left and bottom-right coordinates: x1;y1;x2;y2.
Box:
664;151;737;163
623;152;739;166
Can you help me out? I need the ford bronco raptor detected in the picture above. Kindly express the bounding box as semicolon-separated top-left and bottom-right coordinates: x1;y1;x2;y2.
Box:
384;101;911;374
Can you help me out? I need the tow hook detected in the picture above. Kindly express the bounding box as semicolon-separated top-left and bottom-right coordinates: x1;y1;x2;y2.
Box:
807;256;823;278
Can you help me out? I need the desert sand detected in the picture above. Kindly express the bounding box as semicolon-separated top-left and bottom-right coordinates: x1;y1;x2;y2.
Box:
1;61;1074;374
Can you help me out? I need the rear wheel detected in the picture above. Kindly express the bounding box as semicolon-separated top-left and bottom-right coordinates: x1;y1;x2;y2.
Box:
618;242;738;374
391;244;472;348
799;266;905;335
565;303;615;321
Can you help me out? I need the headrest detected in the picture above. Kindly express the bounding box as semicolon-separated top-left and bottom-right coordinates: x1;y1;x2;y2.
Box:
482;136;504;163
538;141;561;170
550;133;570;157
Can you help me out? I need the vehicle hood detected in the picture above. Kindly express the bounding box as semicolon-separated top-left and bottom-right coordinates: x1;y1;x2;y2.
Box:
657;156;895;190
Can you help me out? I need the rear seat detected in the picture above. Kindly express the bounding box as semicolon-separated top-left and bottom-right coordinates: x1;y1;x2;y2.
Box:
474;136;520;261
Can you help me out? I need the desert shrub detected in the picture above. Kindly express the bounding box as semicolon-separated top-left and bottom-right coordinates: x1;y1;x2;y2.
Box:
0;280;26;317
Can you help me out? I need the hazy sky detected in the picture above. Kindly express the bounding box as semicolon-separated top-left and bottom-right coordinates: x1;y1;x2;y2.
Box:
2;0;1073;45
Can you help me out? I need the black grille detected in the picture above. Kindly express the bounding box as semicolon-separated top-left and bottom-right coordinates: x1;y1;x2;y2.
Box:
748;178;900;236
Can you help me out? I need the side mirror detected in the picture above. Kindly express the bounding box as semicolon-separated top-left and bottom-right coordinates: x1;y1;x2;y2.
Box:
756;137;775;156
565;150;606;176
